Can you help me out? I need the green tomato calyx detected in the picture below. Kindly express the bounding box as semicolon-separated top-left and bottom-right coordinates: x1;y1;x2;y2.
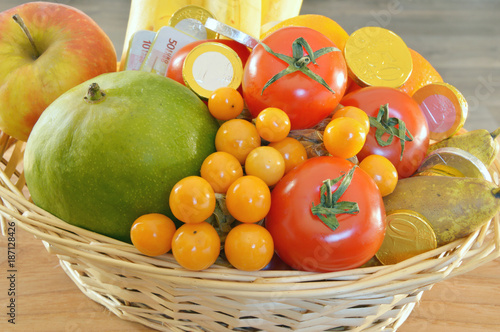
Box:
369;103;413;160
84;83;106;103
311;166;359;231
259;37;339;95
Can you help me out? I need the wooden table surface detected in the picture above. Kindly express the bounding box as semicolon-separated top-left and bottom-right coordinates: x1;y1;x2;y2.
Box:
1;226;499;332
1;1;500;331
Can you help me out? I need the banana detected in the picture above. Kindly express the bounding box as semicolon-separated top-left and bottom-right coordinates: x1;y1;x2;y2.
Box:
204;0;262;40
261;0;304;28
383;175;500;246
119;0;303;70
427;127;500;167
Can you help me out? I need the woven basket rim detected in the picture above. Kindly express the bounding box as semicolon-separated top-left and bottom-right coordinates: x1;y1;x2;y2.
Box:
1;136;500;300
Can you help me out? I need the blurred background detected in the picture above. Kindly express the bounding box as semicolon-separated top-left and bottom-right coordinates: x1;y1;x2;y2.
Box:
2;0;499;132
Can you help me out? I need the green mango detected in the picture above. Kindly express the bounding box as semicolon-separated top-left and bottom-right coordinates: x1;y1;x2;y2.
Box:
24;71;219;243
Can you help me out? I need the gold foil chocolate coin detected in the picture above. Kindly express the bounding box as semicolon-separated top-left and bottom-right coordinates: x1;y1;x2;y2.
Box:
376;210;437;265
344;26;413;88
416;147;492;181
416;164;465;177
168;5;217;39
182;42;243;99
412;82;468;141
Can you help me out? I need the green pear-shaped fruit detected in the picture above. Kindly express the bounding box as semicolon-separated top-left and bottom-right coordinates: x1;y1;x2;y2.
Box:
24;71;219;243
427;128;500;167
383;175;500;246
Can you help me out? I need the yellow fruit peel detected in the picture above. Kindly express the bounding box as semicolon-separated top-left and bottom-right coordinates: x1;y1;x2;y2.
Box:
120;0;303;69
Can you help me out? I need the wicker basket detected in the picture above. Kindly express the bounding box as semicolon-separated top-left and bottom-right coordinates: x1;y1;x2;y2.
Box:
1;131;499;332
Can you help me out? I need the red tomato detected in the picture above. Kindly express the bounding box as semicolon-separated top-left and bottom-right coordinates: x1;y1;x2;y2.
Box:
166;39;251;86
341;86;430;178
242;27;348;130
265;156;386;272
344;79;363;95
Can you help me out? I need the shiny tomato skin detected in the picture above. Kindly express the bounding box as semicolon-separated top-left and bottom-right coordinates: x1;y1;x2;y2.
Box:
341;86;429;178
265;156;386;272
166;39;251;86
242;27;348;130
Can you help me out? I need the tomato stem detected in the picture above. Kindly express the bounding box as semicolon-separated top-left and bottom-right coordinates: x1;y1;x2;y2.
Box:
310;166;360;231
295;56;311;67
369;104;413;160
259;37;340;95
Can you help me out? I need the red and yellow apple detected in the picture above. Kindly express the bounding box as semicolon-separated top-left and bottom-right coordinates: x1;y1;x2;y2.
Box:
0;1;117;141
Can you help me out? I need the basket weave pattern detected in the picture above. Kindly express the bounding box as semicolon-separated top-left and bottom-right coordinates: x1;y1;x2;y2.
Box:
1;132;499;332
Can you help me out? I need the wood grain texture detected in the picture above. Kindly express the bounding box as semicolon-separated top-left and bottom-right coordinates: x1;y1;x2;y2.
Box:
1;1;499;331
